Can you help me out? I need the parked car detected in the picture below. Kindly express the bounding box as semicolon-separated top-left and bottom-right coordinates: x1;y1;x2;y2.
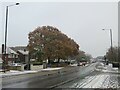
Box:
112;62;120;68
77;62;87;66
9;63;21;66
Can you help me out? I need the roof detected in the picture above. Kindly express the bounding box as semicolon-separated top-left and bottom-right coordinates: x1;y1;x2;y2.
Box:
6;47;17;54
0;47;17;54
0;46;28;55
10;46;27;52
17;50;29;55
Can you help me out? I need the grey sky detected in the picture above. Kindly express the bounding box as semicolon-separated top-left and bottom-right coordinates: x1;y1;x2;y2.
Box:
1;2;118;57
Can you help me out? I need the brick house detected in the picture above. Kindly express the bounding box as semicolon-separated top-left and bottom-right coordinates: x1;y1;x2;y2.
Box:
10;46;29;64
0;46;29;64
4;47;18;64
17;49;29;64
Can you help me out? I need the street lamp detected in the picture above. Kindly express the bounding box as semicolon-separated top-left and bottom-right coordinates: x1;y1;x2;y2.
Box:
4;3;20;72
102;29;113;63
102;29;113;50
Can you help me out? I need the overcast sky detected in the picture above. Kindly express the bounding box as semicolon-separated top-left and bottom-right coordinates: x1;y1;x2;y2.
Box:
0;1;118;57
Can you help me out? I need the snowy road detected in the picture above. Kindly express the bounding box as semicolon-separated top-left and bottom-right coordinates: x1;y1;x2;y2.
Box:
2;62;120;89
57;63;120;89
2;63;97;88
70;74;119;88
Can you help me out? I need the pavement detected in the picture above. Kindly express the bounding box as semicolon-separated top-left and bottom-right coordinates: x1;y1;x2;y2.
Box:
2;62;120;88
0;64;101;78
0;64;79;78
95;63;120;74
0;67;64;78
56;62;120;88
2;63;96;88
0;63;119;78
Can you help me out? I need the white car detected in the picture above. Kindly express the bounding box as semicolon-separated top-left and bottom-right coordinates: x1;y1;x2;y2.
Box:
9;63;21;66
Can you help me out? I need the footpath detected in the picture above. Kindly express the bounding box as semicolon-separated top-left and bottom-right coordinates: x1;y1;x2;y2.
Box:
86;63;120;90
95;63;120;74
0;64;78;78
0;67;63;78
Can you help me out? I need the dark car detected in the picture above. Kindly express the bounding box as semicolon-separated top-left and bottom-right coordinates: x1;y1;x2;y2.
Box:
112;62;120;68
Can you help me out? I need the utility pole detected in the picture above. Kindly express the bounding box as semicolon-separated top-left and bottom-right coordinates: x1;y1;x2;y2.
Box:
4;3;20;73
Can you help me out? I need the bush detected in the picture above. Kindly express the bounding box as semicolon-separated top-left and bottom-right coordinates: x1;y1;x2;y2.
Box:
8;66;21;71
65;62;70;64
32;62;43;65
49;62;68;67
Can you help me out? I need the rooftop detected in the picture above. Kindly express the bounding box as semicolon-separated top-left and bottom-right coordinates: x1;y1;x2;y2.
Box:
17;50;29;55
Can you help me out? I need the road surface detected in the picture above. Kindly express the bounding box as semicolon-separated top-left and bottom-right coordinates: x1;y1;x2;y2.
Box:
2;62;120;89
2;63;97;88
56;63;120;89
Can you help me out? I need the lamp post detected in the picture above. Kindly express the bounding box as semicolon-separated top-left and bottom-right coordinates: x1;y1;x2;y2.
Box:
102;29;113;63
102;29;113;53
4;3;19;73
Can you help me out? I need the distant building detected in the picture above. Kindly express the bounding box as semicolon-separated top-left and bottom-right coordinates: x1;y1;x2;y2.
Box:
0;46;29;64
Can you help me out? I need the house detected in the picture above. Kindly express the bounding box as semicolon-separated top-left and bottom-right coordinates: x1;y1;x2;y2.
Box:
0;47;19;64
17;49;29;64
0;46;31;70
10;46;30;63
10;46;30;70
0;46;29;64
6;47;18;64
17;49;30;70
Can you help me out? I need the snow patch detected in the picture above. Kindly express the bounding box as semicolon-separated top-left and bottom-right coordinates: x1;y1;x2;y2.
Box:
42;67;63;71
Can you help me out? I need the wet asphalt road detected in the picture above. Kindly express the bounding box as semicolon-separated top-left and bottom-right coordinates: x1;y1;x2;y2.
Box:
2;63;98;88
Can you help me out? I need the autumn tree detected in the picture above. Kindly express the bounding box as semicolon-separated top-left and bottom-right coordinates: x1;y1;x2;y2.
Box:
28;26;79;64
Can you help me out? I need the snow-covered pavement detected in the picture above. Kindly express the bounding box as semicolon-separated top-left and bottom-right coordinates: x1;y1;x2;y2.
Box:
95;63;119;73
74;74;110;88
70;63;120;88
41;67;63;71
0;70;38;77
0;67;63;77
72;74;119;88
